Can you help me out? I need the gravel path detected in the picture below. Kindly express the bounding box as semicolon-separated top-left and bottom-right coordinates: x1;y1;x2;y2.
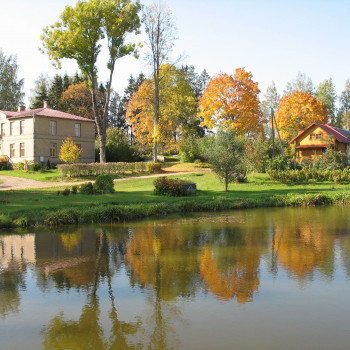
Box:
0;171;204;191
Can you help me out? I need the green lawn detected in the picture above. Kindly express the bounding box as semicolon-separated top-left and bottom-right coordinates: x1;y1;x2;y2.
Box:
1;171;350;228
0;169;62;181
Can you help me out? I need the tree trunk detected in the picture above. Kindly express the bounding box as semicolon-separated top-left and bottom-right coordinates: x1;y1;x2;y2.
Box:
153;70;159;162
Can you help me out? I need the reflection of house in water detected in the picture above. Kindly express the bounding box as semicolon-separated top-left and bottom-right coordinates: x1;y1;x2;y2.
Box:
0;234;36;270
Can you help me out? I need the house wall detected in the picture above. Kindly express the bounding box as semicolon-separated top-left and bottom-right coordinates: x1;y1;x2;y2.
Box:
33;116;95;165
0;114;35;163
292;125;348;162
0;113;95;165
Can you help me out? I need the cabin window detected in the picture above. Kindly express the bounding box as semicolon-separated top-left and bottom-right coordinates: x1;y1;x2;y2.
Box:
10;144;15;157
50;121;57;136
20;143;25;157
309;133;322;140
75;123;81;137
10;122;14;136
50;143;57;157
20;120;25;135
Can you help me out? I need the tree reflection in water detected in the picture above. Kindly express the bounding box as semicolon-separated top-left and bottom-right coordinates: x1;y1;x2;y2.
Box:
41;230;144;350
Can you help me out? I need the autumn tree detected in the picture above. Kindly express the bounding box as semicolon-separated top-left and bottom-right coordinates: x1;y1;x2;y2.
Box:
143;1;178;161
58;82;104;120
126;64;197;154
198;67;265;136
275;90;328;140
59;137;82;163
316;78;338;125
41;0;141;163
0;49;24;110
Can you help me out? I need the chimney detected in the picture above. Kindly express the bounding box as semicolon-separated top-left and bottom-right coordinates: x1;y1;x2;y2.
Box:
17;105;25;112
43;101;49;108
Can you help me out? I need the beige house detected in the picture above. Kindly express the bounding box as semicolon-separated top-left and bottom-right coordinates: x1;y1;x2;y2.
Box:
0;105;95;165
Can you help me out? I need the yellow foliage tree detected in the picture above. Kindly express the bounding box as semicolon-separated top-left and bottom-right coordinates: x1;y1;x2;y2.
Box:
198;67;265;136
126;64;197;154
59;137;82;163
275;90;328;140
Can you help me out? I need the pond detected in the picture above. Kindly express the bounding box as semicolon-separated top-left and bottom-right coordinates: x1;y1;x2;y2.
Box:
1;206;350;350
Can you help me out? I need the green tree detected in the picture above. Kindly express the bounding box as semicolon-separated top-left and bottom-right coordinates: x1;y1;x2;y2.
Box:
339;80;350;130
48;74;64;110
143;1;178;161
29;74;49;109
59;137;82;163
283;72;314;96
41;0;141;163
261;81;280;117
316;78;338;125
0;49;24;110
205;130;246;192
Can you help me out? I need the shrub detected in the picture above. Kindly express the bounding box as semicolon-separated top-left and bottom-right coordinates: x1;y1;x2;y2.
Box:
30;163;41;171
94;174;115;194
265;155;288;171
14;162;25;170
313;147;348;170
62;188;71;196
46;159;51;170
79;182;95;195
154;177;189;197
179;136;202;162
0;163;7;170
146;162;162;173
0;214;13;229
59;137;82;163
71;185;78;194
57;162;146;177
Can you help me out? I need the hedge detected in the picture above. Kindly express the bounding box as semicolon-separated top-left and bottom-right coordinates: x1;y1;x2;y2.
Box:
58;162;146;177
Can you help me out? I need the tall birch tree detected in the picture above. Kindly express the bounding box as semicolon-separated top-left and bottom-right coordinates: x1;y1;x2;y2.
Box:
143;1;177;161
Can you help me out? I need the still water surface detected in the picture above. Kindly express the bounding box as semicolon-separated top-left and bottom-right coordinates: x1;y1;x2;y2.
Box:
1;206;350;349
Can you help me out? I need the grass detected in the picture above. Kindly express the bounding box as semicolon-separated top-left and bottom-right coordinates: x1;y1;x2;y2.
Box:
0;169;62;181
1;171;350;228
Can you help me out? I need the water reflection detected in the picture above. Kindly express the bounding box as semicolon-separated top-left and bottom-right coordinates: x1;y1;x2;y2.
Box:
0;207;350;349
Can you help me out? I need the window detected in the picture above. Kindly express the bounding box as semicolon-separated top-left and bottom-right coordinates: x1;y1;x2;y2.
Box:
20;143;25;157
75;123;81;137
10;122;14;136
50;143;57;157
0;123;5;136
310;133;322;140
20;120;25;135
10;144;15;157
50;121;57;135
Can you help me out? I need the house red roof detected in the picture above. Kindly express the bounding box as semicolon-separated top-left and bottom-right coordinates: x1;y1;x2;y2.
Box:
0;108;95;122
289;122;350;144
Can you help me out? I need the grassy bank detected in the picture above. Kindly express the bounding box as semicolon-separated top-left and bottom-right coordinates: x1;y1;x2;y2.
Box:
1;172;350;228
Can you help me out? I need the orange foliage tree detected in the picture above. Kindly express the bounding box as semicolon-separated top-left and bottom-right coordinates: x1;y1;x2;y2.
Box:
198;67;265;136
58;82;104;120
275;90;328;140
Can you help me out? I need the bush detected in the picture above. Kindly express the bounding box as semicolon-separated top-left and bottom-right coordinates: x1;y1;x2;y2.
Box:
46;159;51;170
265;155;288;171
30;162;41;171
58;162;146;177
154;177;189;197
71;185;78;194
94;174;115;194
179;136;202;162
313;147;348;171
79;182;95;195
14;162;25;170
0;163;7;170
146;162;162;173
62;188;71;196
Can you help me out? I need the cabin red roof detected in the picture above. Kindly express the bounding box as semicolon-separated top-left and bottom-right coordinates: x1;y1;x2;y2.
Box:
289;122;350;144
0;108;95;122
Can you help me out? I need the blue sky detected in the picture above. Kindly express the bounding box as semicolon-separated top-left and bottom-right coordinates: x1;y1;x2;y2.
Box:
1;0;349;106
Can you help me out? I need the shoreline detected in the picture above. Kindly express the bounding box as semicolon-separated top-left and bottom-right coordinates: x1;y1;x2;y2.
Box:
2;191;350;229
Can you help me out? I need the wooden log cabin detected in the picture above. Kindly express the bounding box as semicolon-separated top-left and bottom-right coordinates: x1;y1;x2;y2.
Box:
289;122;350;162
